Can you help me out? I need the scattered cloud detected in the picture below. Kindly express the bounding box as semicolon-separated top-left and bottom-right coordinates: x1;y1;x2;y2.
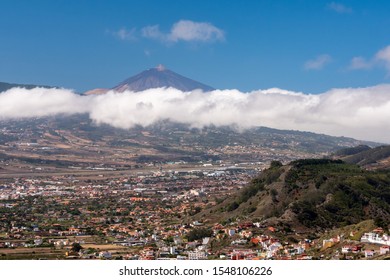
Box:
141;25;165;41
142;20;225;43
169;20;225;42
144;49;151;57
112;27;137;41
349;45;390;75
1;85;390;143
349;56;372;70
304;54;332;70
375;45;390;74
110;20;224;45
327;2;353;14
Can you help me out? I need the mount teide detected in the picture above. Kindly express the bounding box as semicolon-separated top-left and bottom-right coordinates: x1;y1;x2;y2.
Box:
85;64;214;94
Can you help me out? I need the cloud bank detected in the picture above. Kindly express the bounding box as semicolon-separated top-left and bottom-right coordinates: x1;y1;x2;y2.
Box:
1;85;390;143
0;88;89;118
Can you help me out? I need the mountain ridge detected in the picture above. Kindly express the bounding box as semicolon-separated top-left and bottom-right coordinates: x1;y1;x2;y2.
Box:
335;145;390;169
0;81;54;93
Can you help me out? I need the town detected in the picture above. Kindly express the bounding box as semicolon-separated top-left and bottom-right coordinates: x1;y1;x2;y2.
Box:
1;161;389;260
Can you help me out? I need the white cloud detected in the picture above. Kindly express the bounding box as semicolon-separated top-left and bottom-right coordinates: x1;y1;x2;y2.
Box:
141;25;165;41
113;27;137;41
142;20;225;43
304;54;332;70
375;45;390;74
349;56;372;70
1;85;390;143
327;2;353;14
0;87;89;119
111;20;224;44
169;20;225;42
350;45;390;75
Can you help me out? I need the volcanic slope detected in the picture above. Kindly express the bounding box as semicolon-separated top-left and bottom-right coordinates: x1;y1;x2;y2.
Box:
85;65;214;94
0;116;379;174
113;64;214;92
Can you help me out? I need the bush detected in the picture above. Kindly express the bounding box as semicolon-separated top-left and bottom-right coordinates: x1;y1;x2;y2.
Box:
270;161;283;168
227;202;239;212
186;228;213;242
71;243;83;253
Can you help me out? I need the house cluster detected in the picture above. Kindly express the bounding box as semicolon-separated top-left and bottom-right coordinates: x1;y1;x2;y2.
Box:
107;222;315;260
321;227;390;259
1;168;322;260
215;143;316;164
340;244;389;258
360;228;390;245
358;228;390;258
0;169;254;259
207;223;313;260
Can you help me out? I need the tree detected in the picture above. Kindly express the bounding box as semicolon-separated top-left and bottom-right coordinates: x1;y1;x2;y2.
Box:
270;161;283;168
186;227;213;242
71;242;83;253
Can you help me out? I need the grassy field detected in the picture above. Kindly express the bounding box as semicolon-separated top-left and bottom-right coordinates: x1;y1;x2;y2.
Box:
0;242;137;260
0;247;65;259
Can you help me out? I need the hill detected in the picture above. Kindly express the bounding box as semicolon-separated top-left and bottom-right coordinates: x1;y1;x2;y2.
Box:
334;145;372;157
337;145;390;169
0;81;54;93
198;159;390;233
0;115;379;174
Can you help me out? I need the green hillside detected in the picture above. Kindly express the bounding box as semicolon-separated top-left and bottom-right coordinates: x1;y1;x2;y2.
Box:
334;145;371;156
341;145;390;167
200;159;390;232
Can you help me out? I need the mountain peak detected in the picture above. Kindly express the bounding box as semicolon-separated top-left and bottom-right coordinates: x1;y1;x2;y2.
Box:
111;66;215;92
155;64;166;71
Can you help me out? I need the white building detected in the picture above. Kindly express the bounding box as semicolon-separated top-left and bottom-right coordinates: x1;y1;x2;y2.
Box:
364;250;375;258
361;232;390;245
380;246;390;255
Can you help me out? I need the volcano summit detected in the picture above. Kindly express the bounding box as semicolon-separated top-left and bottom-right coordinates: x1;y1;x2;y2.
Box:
113;64;214;92
85;65;214;94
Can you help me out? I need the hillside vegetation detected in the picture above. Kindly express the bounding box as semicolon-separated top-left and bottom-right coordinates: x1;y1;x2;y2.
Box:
340;145;390;167
201;159;390;232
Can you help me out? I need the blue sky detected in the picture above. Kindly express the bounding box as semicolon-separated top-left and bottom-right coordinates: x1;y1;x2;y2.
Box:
1;0;390;93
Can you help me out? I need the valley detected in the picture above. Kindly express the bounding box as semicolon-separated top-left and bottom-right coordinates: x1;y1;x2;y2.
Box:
0;115;389;260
